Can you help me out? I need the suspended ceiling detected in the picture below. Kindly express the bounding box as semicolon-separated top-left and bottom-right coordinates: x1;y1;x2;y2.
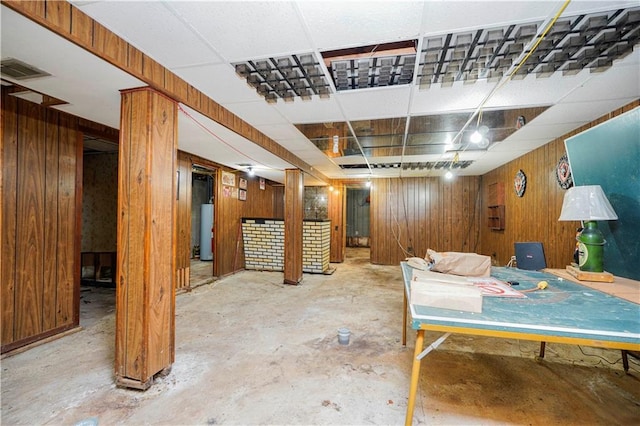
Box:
1;1;639;185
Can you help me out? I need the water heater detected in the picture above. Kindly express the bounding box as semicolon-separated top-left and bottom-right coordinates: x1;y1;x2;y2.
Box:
200;204;213;261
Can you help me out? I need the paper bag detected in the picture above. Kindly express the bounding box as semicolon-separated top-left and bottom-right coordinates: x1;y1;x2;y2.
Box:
426;249;491;277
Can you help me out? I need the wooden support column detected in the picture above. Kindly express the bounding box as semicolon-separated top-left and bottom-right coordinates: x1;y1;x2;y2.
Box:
116;87;177;390
328;182;346;263
284;169;303;285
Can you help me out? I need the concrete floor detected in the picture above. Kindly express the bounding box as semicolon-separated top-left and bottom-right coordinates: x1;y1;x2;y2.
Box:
2;248;639;425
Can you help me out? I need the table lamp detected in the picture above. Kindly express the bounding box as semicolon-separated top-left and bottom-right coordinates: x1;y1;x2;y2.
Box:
558;185;618;272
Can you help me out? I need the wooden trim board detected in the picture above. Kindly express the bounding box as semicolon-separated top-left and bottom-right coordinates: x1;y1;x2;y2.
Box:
565;264;614;283
546;268;639;304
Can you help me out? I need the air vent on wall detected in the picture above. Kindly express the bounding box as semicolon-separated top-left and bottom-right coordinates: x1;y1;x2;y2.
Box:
1;58;51;80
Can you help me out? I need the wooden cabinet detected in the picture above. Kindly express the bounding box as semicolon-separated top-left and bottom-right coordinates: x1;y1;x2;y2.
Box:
488;182;505;231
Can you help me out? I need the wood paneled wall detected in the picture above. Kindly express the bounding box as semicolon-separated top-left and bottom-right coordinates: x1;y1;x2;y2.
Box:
370;176;482;265
214;168;276;277
1;90;82;353
273;185;285;219
327;183;346;262
175;152;193;289
480;99;640;268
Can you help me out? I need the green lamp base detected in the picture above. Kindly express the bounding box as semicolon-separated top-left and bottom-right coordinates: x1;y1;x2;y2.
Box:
577;220;606;273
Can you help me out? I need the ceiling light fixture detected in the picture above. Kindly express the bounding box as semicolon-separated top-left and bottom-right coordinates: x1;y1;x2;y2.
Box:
248;167;255;176
332;135;340;154
470;130;483;144
366;177;372;188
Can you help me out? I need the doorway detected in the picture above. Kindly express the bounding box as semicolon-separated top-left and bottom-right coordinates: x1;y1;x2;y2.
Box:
346;187;371;248
190;166;217;285
79;135;118;328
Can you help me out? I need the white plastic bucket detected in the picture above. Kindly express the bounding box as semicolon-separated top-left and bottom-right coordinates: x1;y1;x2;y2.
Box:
337;327;351;345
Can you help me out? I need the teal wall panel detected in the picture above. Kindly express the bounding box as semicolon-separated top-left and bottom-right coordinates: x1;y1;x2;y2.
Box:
565;107;640;280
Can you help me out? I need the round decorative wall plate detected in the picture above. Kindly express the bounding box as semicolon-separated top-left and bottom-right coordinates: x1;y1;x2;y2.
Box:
514;169;526;197
555;154;573;189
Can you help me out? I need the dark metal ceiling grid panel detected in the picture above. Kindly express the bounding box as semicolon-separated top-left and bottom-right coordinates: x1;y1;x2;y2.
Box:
233;53;331;103
418;7;640;88
329;54;416;91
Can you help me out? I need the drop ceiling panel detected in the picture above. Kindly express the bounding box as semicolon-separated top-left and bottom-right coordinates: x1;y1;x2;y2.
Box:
286;146;325;156
168;1;312;61
172;64;260;104
273;97;344;124
222;101;287;127
490;138;550;152
298;2;424;50
534;99;636;125
412;86;493;117
482;73;594;109
75;1;223;68
470;149;530;168
337;87;412;120
253;123;308;141
420;1;558;35
508;121;589;142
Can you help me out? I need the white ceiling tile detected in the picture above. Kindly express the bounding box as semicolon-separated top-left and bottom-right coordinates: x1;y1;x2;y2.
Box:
489;139;550;152
172;64;259;104
411;83;494;115
254;124;307;140
509;122;589;143
299;2;424;50
420;1;557;35
533;99;637;126
169;1;313;61
483;72;593;109
468;150;529;173
274;97;345;124
287;147;325;159
337;87;412;121
76;1;222;68
223;101;287;127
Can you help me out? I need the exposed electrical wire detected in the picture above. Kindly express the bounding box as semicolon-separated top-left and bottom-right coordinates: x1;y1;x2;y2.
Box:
178;104;276;172
399;177;414;255
460;177;482;252
390;188;414;258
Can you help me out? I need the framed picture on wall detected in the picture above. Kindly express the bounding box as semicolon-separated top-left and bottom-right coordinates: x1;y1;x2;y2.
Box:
239;177;247;189
231;187;239;199
223;186;230;197
259;178;265;190
239;189;247;201
222;171;235;186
